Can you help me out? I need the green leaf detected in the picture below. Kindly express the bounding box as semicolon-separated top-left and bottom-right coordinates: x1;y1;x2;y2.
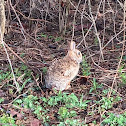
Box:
0;98;4;103
58;107;68;120
14;99;23;104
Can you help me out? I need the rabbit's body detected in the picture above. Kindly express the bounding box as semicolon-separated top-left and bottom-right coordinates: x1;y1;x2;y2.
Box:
45;41;82;91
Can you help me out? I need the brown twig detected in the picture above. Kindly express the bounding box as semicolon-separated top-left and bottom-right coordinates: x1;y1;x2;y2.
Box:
107;0;126;98
31;72;45;96
15;9;57;26
9;0;26;40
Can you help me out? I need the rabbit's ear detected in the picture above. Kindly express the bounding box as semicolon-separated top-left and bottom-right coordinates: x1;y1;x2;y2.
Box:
69;41;76;50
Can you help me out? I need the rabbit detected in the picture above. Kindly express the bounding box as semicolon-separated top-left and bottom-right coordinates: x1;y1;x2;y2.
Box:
45;41;82;91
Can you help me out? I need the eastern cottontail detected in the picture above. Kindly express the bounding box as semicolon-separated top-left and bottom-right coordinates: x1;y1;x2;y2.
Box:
45;41;82;91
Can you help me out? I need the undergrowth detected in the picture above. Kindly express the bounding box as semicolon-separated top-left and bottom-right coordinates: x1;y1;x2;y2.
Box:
0;88;124;126
0;61;126;125
0;63;34;93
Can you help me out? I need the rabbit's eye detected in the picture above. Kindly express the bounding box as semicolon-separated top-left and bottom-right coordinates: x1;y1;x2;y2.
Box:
78;52;81;55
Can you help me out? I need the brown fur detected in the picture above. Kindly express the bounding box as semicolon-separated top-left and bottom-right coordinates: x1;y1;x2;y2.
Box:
45;41;82;91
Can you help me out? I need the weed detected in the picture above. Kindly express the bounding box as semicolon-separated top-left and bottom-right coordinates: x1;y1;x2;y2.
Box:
41;33;47;38
34;106;47;120
0;114;17;126
95;91;121;111
20;53;25;58
79;94;90;109
14;95;50;122
12;91;90;124
48;35;53;39
43;92;90;109
119;66;126;85
0;98;4;104
40;33;63;43
58;107;69;121
14;95;37;109
100;97;114;110
81;56;91;76
62;93;79;108
58;119;86;126
102;112;126;126
58;107;77;121
122;55;126;61
0;63;33;92
55;37;62;42
0;70;11;82
42;67;47;75
89;78;103;93
48;96;60;106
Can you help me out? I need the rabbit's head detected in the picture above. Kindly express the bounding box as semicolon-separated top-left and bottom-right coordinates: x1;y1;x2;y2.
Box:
67;41;82;64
